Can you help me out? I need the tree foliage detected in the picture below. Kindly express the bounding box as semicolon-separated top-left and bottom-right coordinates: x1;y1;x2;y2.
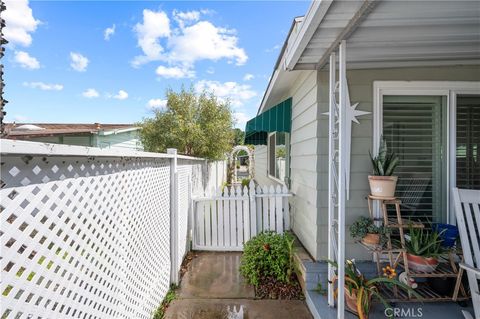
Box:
233;128;245;145
139;87;234;160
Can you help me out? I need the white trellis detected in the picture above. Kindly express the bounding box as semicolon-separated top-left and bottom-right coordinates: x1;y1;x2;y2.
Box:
325;40;369;318
229;145;254;182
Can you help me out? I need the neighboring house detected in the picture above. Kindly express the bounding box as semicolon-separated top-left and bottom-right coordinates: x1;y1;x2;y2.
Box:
245;0;480;261
5;123;143;150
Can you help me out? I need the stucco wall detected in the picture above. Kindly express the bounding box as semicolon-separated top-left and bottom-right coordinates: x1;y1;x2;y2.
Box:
316;65;480;260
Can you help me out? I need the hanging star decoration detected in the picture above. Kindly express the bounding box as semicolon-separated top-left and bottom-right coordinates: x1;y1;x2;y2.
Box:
323;80;370;200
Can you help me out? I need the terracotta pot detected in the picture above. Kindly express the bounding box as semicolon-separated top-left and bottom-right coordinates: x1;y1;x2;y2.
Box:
368;175;398;197
406;253;439;273
362;233;380;246
345;288;358;314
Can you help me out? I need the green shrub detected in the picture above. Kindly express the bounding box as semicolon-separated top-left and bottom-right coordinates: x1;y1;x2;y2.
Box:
240;231;295;286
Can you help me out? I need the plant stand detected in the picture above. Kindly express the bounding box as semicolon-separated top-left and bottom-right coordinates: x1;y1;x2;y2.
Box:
363;195;470;302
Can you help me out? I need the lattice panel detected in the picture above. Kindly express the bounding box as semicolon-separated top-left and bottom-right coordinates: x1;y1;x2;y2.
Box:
1;155;171;319
176;165;192;274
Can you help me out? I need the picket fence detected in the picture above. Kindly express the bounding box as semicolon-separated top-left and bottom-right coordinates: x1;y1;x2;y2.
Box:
193;181;291;251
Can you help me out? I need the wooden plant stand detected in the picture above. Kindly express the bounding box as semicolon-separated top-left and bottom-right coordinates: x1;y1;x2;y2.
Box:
362;195;470;302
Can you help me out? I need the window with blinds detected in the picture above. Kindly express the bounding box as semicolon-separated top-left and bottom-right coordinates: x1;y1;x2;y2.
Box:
456;95;480;190
382;95;447;223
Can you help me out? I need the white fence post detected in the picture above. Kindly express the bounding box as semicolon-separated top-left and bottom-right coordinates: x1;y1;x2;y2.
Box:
248;180;257;238
167;148;179;285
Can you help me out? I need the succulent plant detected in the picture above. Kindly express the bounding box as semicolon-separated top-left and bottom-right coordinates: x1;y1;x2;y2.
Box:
369;138;399;176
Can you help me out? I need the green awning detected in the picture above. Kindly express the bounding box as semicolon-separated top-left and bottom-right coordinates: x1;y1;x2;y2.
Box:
244;98;292;145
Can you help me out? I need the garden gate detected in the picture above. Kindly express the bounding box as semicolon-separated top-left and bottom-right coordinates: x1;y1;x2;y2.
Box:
192;181;290;251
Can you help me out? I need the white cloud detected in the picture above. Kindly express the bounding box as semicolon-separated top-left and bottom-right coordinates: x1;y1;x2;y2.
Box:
155;65;195;79
194;80;256;108
23;81;63;91
233;112;249;129
168;21;247;66
206;67;214;74
82;88;99;98
132;9;171;66
2;0;40;47
265;44;281;53
104;24;115;41
113;90;128;100
14;51;40;69
132;9;247;72
147;98;168;110
243;73;254;81
70;52;89;72
172;10;200;28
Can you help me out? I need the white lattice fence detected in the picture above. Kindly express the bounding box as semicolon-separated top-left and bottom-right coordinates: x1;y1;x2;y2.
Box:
0;140;212;319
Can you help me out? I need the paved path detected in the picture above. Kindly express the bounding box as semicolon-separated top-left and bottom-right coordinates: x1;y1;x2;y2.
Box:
165;252;313;319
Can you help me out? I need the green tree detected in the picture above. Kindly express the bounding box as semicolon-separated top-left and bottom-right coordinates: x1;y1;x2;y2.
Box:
139;87;234;160
233;128;245;145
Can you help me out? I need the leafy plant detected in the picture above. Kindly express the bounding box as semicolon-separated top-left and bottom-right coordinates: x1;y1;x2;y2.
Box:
241;178;251;188
240;231;295;286
152;284;178;319
139;87;234;160
349;217;388;242
403;226;445;258
328;260;420;319
369;138;399;176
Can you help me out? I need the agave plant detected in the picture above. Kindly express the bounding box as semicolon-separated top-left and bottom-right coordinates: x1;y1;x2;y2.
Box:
404;226;446;258
369;138;399;176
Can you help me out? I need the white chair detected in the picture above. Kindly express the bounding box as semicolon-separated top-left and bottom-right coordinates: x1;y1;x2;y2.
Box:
452;187;480;319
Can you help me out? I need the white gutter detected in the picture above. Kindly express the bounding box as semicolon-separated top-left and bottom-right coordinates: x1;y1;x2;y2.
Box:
97;127;140;136
284;0;333;71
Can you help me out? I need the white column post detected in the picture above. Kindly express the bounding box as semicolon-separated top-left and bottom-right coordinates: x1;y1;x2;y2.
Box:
168;148;179;284
337;40;347;319
327;51;336;307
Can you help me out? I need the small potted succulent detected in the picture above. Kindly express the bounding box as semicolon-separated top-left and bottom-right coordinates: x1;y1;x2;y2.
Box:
350;216;387;247
369;138;399;197
404;226;445;273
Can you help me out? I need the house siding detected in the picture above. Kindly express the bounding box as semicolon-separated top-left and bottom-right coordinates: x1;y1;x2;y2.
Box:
253;70;321;259
95;130;142;150
316;65;480;260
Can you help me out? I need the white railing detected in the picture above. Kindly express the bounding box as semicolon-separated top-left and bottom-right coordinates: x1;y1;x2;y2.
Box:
192;181;291;251
0;140;225;319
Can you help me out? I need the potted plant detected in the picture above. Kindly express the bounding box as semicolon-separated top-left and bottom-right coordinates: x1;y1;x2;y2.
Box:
328;260;419;319
369;138;399;197
349;216;387;246
404;226;445;273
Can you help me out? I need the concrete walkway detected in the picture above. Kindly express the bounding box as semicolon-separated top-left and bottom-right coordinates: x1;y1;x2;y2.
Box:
165;252;313;319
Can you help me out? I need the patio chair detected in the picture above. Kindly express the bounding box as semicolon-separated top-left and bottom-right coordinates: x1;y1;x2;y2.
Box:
400;176;430;213
452;187;480;319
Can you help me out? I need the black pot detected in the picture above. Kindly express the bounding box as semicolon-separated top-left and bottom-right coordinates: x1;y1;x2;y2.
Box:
428;277;455;296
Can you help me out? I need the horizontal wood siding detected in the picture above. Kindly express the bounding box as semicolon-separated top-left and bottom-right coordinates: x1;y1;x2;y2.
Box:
317;65;480;260
253;70;320;258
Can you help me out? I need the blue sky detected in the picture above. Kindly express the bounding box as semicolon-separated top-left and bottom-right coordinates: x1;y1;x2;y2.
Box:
2;0;309;129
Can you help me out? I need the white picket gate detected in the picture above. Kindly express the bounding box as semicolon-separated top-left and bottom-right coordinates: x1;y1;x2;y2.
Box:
192;181;290;251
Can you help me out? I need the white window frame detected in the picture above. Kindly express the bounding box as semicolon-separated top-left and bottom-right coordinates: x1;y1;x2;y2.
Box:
267;131;288;185
373;81;480;224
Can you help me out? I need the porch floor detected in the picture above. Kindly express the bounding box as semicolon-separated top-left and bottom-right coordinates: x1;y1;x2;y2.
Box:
165;252;313;319
293;244;474;319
